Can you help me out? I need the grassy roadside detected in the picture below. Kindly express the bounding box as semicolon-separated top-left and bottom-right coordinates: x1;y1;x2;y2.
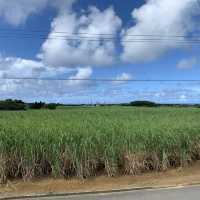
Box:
1;161;200;198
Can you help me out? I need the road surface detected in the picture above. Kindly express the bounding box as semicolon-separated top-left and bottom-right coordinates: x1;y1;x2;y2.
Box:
11;185;200;200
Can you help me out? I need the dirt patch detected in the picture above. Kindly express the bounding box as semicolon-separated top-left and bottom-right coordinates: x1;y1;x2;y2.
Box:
1;161;200;198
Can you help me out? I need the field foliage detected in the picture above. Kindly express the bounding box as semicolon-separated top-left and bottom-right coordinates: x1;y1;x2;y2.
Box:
1;106;200;182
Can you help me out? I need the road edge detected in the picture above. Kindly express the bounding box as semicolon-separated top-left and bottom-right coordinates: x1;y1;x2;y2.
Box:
1;182;200;200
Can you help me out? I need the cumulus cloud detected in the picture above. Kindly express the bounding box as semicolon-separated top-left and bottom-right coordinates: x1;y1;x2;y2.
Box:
177;57;197;69
0;0;75;26
113;72;132;84
0;0;48;26
151;88;198;102
67;67;92;86
39;6;122;67
121;0;199;63
0;56;72;79
1;0;199;103
0;56;45;78
0;56;93;101
116;88;198;103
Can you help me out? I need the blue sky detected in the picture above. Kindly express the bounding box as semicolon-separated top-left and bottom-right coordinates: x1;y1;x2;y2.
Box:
0;0;200;104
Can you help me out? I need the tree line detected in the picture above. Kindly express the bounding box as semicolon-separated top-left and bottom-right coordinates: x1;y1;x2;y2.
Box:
0;99;199;111
0;99;57;110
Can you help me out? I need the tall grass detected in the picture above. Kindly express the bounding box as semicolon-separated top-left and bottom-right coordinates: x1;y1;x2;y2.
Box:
1;106;200;183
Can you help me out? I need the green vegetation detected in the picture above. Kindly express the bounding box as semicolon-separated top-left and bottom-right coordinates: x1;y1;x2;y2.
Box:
0;99;26;110
130;100;158;107
1;106;200;183
45;103;57;110
29;101;46;109
0;99;58;110
29;102;57;110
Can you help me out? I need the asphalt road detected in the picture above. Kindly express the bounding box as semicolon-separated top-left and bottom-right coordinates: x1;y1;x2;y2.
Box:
15;185;200;200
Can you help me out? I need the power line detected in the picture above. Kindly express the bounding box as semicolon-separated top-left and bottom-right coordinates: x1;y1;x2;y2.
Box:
1;77;200;82
0;31;199;41
0;28;200;39
0;28;199;46
3;32;199;41
1;28;200;40
0;34;200;47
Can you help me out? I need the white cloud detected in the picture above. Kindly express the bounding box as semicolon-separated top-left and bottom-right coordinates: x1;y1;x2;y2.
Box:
0;0;75;26
0;56;45;78
177;57;197;69
121;0;199;63
150;88;198;102
0;0;48;26
113;72;132;84
0;56;93;101
39;6;122;67
51;0;76;12
67;67;93;86
179;94;187;100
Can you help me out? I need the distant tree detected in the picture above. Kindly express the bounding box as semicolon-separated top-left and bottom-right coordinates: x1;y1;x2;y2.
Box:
130;101;158;107
45;103;57;110
29;101;45;109
0;99;26;110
